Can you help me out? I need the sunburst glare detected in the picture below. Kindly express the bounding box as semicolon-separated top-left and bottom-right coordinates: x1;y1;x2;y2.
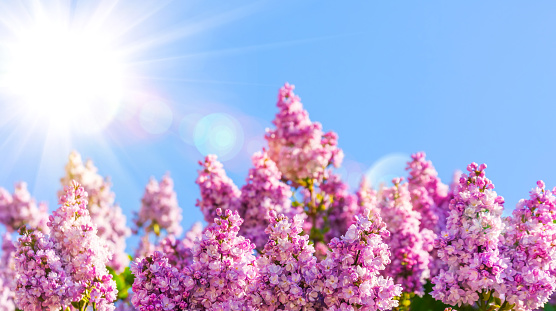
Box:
0;5;125;134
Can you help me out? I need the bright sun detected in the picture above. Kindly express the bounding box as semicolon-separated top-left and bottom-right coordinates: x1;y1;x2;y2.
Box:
1;18;125;133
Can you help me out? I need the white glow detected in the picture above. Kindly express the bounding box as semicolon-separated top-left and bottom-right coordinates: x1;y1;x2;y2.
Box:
365;153;411;189
1;18;125;133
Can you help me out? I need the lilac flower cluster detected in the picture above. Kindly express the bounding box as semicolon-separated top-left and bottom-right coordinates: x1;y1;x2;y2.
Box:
0;182;49;233
238;150;295;250
498;181;556;310
356;178;377;219
319;212;403;310
157;222;203;270
320;173;358;242
265;83;343;183
14;227;78;310
254;211;321;310
377;178;430;296
131;209;258;310
130;251;194;310
432;163;506;307
0;234;16;311
135;174;183;236
61;151;131;272
14;181;117;311
196;155;241;223
406;152;450;276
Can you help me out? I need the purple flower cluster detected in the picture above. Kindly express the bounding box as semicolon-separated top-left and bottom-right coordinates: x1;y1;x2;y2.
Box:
131;209;258;310
0;182;49;234
432;163;506;307
406;152;450;276
61;151;131;272
157;222;203;270
0;234;16;311
130;251;195;310
498;181;556;310
135;174;183;237
14;180;117;311
356;178;377;219
254;211;321;310
238;150;295;250
265;83;343;183
377;178;430;296
320;173;358;242
196;155;241;223
319;212;402;310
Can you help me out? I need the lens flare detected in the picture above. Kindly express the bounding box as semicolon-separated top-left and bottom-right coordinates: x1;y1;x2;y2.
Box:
365;153;411;188
194;113;244;161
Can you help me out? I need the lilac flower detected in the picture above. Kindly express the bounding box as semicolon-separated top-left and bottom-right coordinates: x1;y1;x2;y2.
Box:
498;181;556;310
238;150;295;250
253;211;321;310
0;234;16;311
265;83;343;183
0;182;49;233
135;174;183;236
377;178;431;296
61;151;131;272
187;209;258;309
319;211;402;310
130;251;194;311
49;180;118;310
131;209;258;310
431;163;506;307
356;177;378;218
196;154;241;223
406;152;450;276
320;173;358;242
14;228;79;311
157;222;203;270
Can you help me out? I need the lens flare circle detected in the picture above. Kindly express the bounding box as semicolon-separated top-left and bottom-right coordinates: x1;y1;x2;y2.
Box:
1;18;125;133
194;113;244;161
365;153;411;189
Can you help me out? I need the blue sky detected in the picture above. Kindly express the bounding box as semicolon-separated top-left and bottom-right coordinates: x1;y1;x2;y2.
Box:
1;1;555;248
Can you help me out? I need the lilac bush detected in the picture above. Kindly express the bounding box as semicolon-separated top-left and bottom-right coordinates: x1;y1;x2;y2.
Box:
3;83;556;311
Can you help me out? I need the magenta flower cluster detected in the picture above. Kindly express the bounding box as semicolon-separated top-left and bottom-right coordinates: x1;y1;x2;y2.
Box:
265;83;343;183
61;151;131;272
0;182;49;234
377;178;431;296
238;150;296;250
14;180;117;311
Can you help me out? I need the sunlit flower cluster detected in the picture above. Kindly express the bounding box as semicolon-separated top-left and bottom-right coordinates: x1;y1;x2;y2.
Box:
0;182;49;233
265;83;343;183
15;181;117;311
61;151;131;272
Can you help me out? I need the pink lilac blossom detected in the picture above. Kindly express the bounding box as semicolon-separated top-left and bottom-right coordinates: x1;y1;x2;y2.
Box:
0;182;49;233
130;251;195;310
196;155;241;223
406;152;449;275
0;234;16;311
157;222;203;270
356;177;378;219
431;163;506;307
238;150;295;250
498;181;556;310
135;174;183;236
319;211;403;310
265;83;343;183
131;209;258;310
377;178;430;296
253;211;321;310
187;208;258;310
48;180;117;310
320;173;358;242
14;228;79;311
61;151;131;272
